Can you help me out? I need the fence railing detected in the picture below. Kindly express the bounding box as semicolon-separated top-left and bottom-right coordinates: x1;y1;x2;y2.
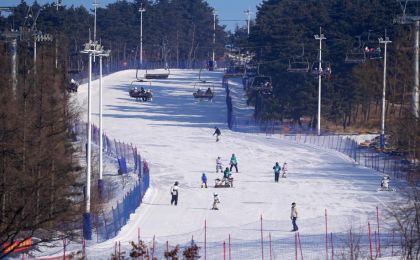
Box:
222;77;416;183
73;122;150;243
93;211;405;260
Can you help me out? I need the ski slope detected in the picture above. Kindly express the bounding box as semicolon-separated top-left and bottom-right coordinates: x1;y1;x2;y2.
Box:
75;69;398;257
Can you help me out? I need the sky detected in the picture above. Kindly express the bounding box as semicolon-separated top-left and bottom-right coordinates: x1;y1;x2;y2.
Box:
1;0;262;32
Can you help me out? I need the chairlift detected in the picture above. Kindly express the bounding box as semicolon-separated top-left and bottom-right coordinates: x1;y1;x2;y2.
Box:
287;43;310;73
249;76;273;95
145;67;170;79
224;64;245;78
193;82;215;101
363;30;383;60
345;36;366;64
129;81;153;102
310;61;332;78
287;58;310;73
68;52;84;74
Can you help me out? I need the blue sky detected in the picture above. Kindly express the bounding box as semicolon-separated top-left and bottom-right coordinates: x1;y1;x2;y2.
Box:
2;0;262;31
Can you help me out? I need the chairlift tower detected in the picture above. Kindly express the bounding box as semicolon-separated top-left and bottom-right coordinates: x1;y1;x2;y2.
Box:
395;0;420;118
314;27;326;136
139;4;146;66
212;10;217;63
80;40;106;240
379;35;392;150
244;8;253;35
1;7;18;95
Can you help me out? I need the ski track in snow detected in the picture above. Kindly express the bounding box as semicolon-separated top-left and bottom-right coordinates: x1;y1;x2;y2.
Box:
70;69;399;256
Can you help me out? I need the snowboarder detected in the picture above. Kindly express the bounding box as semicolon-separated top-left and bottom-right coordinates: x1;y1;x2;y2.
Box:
229;154;238;173
216;156;223;173
378;175;394;191
273;162;281;182
201;173;208;188
213;127;221;142
290;202;298;231
170;181;179;205
282;162;288;178
212;193;220;210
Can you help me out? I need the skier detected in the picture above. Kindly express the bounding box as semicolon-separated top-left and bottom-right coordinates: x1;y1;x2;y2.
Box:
201;173;208;188
273;162;281;182
216;156;223;173
229;154;238;173
212;193;220;210
170;181;179;206
213;127;221;142
290;202;298;231
282;162;288;178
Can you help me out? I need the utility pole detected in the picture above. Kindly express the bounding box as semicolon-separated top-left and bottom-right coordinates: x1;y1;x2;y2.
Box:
244;8;252;35
395;0;420;118
139;4;146;66
414;21;420;117
379;35;392;150
93;0;99;44
212;10;217;63
98;48;110;198
314;27;326;136
81;40;105;240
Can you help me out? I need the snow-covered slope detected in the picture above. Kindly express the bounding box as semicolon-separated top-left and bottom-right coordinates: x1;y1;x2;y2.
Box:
74;69;398;257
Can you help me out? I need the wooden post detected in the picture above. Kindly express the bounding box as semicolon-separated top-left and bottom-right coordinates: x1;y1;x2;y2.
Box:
325;209;328;260
229;234;232;260
205;220;207;260
261;215;264;260
330;232;334;260
297;232;303;260
223;241;226;260
295;232;298;260
166;241;169;260
269;233;272;260
368;222;373;260
376;206;381;257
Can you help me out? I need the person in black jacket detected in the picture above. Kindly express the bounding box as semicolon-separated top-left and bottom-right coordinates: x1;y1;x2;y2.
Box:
170;181;179;205
213;127;221;142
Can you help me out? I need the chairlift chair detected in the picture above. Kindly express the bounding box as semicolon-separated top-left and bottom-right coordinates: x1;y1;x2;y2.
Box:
345;35;367;64
224;64;245;78
364;30;383;60
287;58;310;73
345;51;366;64
68;53;84;74
193;82;215;101
144;68;170;79
249;76;273;94
310;62;332;78
129;81;153;101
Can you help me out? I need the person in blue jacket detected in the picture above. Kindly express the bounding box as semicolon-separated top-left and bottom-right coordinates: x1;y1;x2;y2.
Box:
201;173;208;188
273;162;281;182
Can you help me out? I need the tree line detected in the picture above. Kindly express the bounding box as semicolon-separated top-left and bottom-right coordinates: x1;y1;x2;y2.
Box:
231;0;419;160
1;0;227;71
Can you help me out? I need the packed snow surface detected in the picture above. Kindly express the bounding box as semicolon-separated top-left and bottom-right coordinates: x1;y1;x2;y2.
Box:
75;69;397;255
